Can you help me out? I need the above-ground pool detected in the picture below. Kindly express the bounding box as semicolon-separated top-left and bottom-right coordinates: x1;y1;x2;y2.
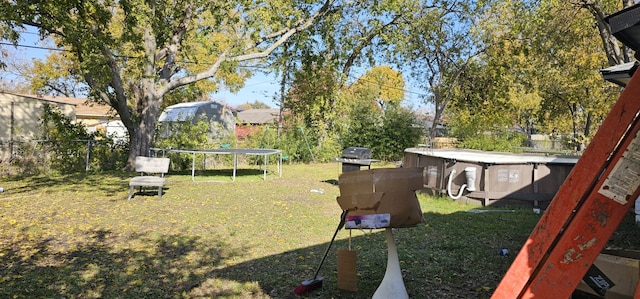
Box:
403;148;580;207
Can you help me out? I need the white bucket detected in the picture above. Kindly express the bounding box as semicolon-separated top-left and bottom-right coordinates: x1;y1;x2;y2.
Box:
464;167;477;192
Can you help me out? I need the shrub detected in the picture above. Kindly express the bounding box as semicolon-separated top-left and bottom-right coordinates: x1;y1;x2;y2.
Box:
32;104;130;174
39;104;99;173
375;106;424;161
457;130;527;152
153;118;241;170
2;141;48;176
240;123;340;164
338;103;423;161
89;141;129;171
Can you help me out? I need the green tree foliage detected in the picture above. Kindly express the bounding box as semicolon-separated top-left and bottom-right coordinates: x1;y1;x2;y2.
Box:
269;0;412;90
336;66;419;161
241;122;338;163
268;0;414;142
376;105;423;160
29;51;88;97
449;107;527;152
37;104;129;173
235;103;253;111
239;101;272;110
444;1;542;146
384;0;488;142
349;66;404;109
527;1;619;150
338;93;382;150
285;60;340;144
0;24;18;69
338;92;421;161
0;0;337;170
339;103;422;161
251;101;272;109
458;131;527;152
154;120;210;150
444;0;623;152
574;0;636;66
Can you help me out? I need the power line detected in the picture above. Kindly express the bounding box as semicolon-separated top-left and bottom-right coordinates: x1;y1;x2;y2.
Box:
0;42;65;52
0;42;275;69
18;31;41;36
2;41;428;101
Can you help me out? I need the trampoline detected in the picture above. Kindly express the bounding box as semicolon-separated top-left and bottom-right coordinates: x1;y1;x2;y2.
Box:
151;148;282;182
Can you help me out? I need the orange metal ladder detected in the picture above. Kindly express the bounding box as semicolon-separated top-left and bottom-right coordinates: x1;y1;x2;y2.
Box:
491;70;640;298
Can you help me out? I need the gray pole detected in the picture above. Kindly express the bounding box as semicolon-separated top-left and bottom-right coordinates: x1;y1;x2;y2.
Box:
10;101;14;160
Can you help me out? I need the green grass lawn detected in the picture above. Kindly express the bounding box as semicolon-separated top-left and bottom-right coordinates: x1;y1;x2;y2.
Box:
1;163;638;298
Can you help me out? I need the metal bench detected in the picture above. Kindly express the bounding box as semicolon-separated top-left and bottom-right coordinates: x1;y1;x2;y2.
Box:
128;156;170;200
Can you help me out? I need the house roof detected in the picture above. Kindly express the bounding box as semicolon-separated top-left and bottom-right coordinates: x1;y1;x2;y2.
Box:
163;101;214;109
39;95;117;119
237;109;280;124
1;92;74;107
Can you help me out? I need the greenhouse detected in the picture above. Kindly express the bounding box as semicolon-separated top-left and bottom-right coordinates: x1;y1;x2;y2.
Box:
158;101;235;140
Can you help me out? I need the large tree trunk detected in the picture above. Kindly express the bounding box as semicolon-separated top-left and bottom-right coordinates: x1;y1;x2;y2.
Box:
428;82;450;147
429;98;445;146
126;82;163;170
568;102;583;152
125;22;164;170
127;117;158;167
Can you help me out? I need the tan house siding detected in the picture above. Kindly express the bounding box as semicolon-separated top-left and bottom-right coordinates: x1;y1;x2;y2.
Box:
0;92;76;143
40;96;119;127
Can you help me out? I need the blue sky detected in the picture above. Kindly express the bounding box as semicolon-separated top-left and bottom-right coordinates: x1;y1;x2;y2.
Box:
217;72;281;108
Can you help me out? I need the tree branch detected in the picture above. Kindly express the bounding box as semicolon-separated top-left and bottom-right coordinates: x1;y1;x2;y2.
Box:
157;1;195;81
235;0;334;59
340;14;402;88
251;0;334;51
159;0;335;94
19;20;66;40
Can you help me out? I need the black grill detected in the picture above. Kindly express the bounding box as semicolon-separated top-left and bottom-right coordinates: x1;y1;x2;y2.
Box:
335;147;377;172
342;147;371;160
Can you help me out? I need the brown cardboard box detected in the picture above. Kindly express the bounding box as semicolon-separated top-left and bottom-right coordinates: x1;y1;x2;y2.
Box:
575;250;640;299
336;167;424;228
337;249;357;291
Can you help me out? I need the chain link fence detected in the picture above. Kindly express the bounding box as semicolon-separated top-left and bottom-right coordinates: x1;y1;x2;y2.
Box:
0;139;128;176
